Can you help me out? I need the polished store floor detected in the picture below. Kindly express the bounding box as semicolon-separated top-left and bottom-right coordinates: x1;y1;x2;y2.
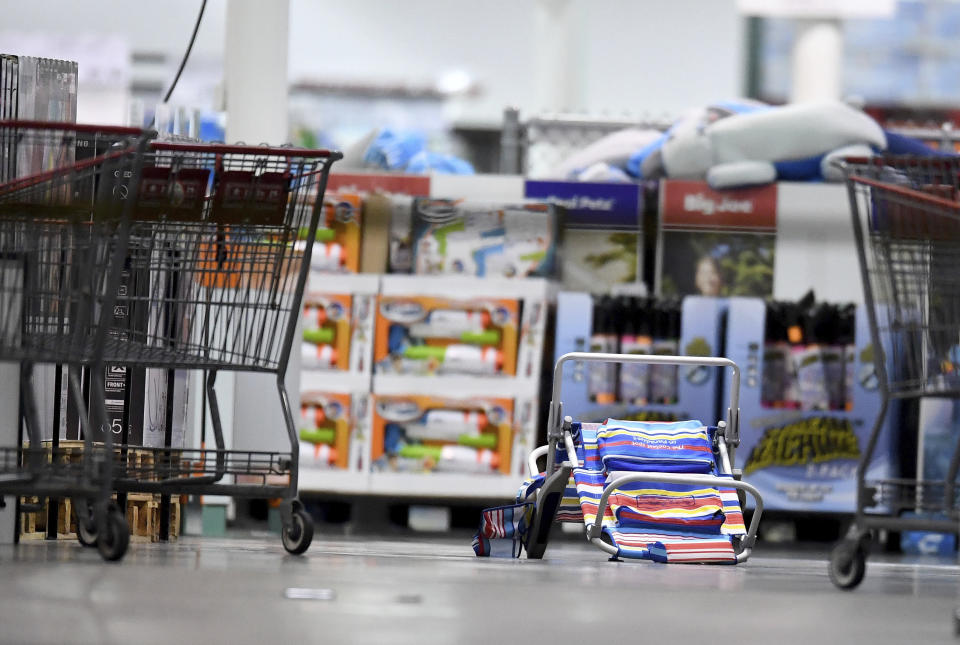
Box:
1;532;957;645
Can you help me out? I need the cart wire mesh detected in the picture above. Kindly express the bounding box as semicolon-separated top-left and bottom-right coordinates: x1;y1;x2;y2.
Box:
112;447;291;485
845;156;960;400
0;122;151;365
97;142;340;372
869;477;960;515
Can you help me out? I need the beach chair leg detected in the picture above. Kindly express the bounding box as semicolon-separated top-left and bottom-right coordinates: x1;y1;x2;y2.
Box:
525;465;571;560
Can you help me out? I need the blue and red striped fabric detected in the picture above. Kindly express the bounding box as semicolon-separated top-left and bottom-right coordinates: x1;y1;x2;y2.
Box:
613;482;726;532
472;502;533;558
605;527;738;564
597;419;715;473
717;477;747;535
568;420;746;564
478;418;747;563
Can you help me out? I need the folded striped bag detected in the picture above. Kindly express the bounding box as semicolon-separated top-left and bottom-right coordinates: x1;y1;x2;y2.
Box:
605;527;738;564
597;419;714;473
599;482;744;564
472;502;534;558
613;482;726;533
574;469;746;564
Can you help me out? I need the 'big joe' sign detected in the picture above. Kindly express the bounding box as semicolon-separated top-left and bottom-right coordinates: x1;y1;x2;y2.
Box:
659;180;777;232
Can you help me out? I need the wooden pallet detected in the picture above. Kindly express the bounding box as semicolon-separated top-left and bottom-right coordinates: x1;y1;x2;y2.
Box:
18;496;76;540
19;494;183;542
125;493;182;543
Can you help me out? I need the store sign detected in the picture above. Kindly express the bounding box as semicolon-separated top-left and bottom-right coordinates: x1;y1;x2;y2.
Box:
328;173;430;195
660;180;777;232
524;180;641;229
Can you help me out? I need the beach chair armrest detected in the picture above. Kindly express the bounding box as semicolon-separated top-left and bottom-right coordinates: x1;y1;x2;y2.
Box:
528;445;548;478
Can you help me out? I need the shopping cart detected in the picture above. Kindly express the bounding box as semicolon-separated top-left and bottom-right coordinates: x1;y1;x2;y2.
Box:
0;120;154;560
82;140;341;555
510;352;763;563
830;155;960;589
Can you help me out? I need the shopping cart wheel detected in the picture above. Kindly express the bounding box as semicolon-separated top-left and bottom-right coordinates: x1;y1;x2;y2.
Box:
282;508;314;555
96;507;130;562
829;539;867;590
75;500;97;548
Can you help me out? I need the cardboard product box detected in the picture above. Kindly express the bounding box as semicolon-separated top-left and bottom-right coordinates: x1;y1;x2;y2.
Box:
302;191;362;274
552;292;728;426
141;369;189;449
409;198;560;279
0;55;19;180
298;384;371;472
726;298;897;512
9;56;77;179
302;274;378;374
375;293;519;378
301;293;356;372
374;275;549;381
657;180;777;298
325;171;432;274
371;393;514;476
91;259;148;445
900;399;960;555
523;179;643;292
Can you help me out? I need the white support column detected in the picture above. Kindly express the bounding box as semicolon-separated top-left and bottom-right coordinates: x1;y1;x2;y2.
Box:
533;0;585;112
205;0;291;522
790;18;843;103
224;0;290;144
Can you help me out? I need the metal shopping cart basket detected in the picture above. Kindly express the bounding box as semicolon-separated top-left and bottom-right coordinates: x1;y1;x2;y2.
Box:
84;140;341;555
474;353;763;564
830;155;960;589
0;120;154;560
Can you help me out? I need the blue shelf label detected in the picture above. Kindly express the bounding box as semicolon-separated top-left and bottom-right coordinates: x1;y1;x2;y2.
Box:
524;180;641;229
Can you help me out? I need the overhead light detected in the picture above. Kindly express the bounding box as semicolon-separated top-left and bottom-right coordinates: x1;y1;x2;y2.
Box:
436;70;473;95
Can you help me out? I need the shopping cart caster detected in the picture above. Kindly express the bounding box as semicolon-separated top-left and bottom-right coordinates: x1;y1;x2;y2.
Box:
281;505;314;555
75;499;98;548
829;537;867;590
96;505;130;562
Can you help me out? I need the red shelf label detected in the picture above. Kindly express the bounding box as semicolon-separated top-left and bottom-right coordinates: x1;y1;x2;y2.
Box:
328;173;430;195
660;180;777;232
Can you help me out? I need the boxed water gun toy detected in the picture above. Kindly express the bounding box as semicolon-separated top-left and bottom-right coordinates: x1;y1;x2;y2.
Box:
299;391;356;470
301;274;378;374
297;382;372;473
409;198;559;279
374;278;526;378
296;191;363;273
370;394;514;475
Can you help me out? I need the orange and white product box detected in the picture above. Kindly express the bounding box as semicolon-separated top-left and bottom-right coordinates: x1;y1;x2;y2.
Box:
302;274;379;375
370;393;515;476
373;275;550;381
299;192;363;274
299;373;373;473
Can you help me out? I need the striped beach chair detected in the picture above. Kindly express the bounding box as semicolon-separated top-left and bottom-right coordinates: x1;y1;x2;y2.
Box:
475;352;763;564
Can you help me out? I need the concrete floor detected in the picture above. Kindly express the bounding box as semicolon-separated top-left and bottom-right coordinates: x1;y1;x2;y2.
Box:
1;533;958;645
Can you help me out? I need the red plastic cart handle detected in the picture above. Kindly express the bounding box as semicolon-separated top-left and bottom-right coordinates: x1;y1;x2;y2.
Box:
150;141;341;159
850;174;960;211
